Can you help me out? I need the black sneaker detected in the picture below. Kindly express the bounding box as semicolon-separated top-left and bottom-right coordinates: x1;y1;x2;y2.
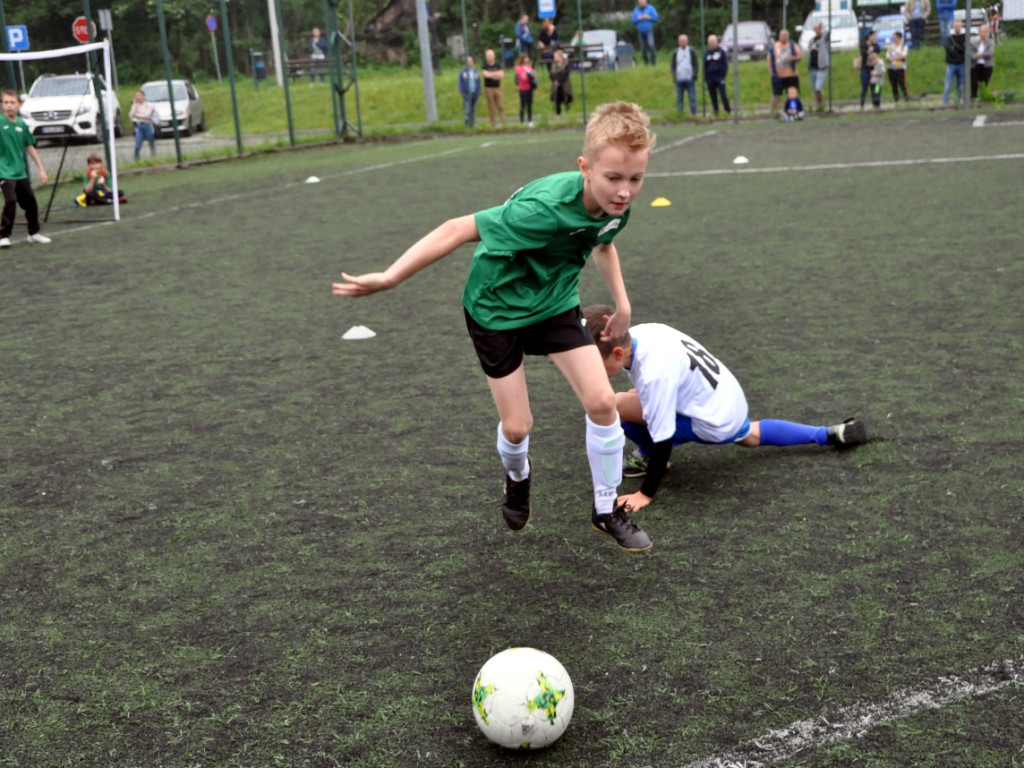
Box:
622;450;649;478
827;418;868;448
501;459;532;531
591;503;652;553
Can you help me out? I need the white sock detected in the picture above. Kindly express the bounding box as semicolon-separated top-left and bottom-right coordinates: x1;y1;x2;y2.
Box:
586;415;623;515
497;423;530;481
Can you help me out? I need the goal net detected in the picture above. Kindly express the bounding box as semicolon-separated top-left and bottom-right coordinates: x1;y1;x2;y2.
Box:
0;40;121;221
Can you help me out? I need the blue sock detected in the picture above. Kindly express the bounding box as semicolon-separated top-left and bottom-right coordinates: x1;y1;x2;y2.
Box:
758;419;828;446
622;421;654;456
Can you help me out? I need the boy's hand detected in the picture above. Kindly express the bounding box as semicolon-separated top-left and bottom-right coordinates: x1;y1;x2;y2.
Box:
38;170;48;184
332;271;392;297
617;490;653;512
600;306;631;341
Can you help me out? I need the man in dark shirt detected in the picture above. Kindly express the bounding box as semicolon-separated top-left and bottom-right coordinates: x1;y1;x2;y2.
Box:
482;49;506;127
703;34;730;115
942;19;966;105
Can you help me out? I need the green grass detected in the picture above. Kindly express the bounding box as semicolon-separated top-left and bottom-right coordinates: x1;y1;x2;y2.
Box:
116;39;1024;141
3;113;1023;767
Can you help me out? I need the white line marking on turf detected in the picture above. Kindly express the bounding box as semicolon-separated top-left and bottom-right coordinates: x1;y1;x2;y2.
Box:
647;152;1024;178
973;114;988;127
652;130;718;155
680;655;1024;768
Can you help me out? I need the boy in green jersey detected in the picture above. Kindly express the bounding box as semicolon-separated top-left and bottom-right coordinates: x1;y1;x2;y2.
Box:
0;90;50;248
333;102;655;552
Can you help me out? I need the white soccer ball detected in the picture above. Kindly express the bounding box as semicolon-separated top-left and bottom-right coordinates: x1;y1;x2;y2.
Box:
471;647;574;749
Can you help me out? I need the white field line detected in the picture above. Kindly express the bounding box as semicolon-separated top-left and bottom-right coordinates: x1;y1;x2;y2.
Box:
652;130;719;155
973;114;988;127
681;655;1024;768
647;152;1024;179
56;145;470;237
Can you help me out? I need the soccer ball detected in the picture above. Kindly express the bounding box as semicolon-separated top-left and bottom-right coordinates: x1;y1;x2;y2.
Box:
471;647;574;749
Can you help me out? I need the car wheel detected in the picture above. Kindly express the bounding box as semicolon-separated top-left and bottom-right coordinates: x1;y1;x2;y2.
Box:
196;113;205;133
114;110;123;138
182;116;193;137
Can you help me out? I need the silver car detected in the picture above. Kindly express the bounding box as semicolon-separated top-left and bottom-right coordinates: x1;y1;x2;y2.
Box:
140;79;205;136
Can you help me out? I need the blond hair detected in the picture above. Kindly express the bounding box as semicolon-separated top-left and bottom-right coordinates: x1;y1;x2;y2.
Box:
582;102;656;160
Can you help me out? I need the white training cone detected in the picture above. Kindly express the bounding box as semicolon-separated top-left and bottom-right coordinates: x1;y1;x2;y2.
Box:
342;325;376;340
306;175;321;183
733;156;749;165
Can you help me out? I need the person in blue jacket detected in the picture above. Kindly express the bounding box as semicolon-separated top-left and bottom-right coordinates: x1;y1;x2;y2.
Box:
632;0;660;65
703;34;731;115
936;0;957;45
458;56;481;128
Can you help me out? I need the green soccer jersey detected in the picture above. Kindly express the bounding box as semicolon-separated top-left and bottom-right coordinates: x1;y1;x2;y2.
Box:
0;115;35;180
464;171;631;330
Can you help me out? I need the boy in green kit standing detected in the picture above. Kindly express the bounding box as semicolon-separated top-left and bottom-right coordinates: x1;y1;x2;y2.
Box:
0;90;50;248
333;102;656;552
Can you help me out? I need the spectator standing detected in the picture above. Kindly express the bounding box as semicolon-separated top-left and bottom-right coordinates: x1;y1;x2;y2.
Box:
549;50;574;116
514;53;537;126
309;27;327;84
515;14;534;59
936;0;957;46
887;31;910;102
943;18;966;104
806;22;830;110
0;89;50;247
670;35;699;115
703;34;731;116
482;49;506;127
970;23;995;98
537;18;560;63
903;0;931;49
768;29;802;115
129;89;159;161
632;0;660;65
858;30;880;109
458;56;481;128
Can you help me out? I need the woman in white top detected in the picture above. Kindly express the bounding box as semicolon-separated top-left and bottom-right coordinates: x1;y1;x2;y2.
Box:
886;31;910;102
128;90;158;161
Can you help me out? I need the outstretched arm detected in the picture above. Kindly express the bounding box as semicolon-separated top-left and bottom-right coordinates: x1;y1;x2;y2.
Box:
590;242;631;341
333;214;479;297
26;147;48;184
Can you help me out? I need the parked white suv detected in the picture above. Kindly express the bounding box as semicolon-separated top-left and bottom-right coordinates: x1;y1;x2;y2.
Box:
19;73;123;142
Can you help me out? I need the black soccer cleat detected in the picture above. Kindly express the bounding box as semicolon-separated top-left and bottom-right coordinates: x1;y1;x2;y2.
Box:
827;418;868;448
591;502;652;553
501;459;532;531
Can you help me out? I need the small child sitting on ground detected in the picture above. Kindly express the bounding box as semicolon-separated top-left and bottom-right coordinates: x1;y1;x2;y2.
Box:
75;154;126;207
783;86;804;121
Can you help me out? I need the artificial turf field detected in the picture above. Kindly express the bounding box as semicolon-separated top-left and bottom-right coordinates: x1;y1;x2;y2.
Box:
2;107;1023;767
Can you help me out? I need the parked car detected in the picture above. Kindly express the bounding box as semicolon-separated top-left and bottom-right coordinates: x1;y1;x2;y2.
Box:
953;7;988;45
19;73;123;143
140;79;205;136
872;14;906;48
720;21;774;61
796;9;861;52
579;29;637;70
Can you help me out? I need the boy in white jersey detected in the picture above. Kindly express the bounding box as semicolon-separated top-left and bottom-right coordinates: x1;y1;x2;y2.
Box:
582;305;867;511
333;103;656;552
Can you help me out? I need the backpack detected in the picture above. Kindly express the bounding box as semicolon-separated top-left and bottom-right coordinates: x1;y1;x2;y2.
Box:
527;69;538;90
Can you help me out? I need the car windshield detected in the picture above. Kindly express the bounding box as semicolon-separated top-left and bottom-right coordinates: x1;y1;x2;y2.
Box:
30;78;91;97
143;83;187;101
725;23;768;41
806;12;857;29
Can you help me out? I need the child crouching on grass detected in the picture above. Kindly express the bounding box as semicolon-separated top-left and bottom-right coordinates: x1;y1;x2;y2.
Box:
333;102;656;553
581;305;868;512
76;154;126;207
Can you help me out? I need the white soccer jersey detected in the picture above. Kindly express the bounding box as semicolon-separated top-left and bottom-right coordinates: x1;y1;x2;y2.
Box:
624;323;749;444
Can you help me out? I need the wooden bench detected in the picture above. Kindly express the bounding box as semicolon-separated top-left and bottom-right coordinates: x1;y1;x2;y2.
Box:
287;57;329;81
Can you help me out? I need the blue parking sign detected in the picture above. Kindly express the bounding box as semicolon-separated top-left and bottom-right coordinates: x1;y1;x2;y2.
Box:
538;0;556;19
6;25;29;51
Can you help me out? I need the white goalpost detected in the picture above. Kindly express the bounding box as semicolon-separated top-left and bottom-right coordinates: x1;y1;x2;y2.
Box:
0;39;121;221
